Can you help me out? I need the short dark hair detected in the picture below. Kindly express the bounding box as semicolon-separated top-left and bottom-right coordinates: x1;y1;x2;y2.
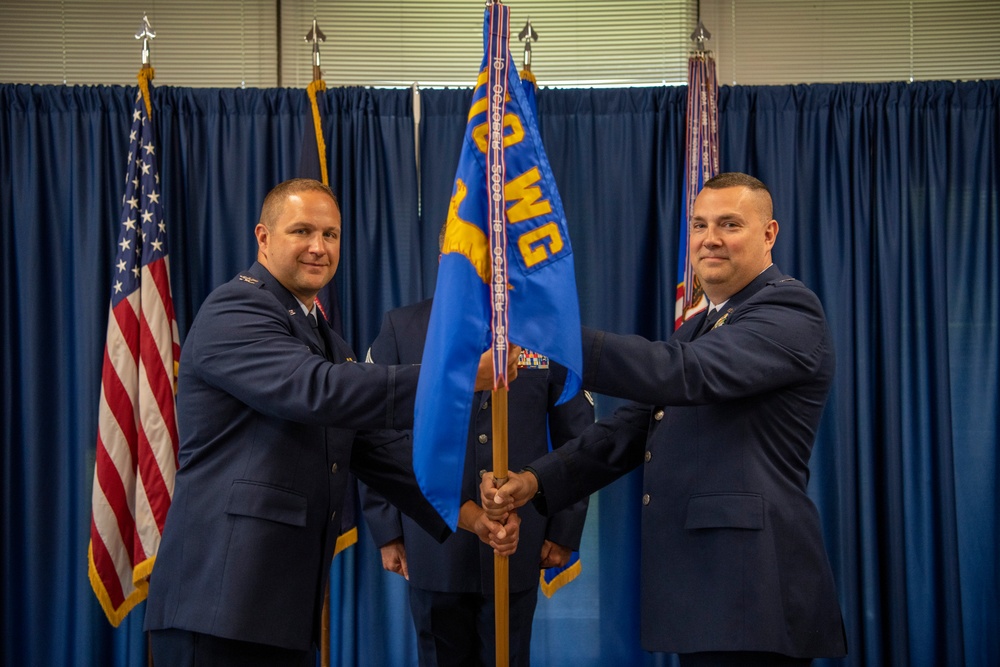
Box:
259;178;338;230
703;172;773;220
703;171;769;194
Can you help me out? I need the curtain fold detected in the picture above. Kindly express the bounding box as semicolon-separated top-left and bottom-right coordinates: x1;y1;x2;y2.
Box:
1;80;998;667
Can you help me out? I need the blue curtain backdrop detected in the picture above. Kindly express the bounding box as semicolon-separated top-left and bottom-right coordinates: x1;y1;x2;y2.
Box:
1;80;998;667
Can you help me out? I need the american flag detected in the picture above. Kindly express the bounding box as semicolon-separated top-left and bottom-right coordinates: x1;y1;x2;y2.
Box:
88;71;180;626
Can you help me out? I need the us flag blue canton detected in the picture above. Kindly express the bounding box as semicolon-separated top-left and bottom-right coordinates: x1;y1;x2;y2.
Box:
413;4;583;530
113;95;169;304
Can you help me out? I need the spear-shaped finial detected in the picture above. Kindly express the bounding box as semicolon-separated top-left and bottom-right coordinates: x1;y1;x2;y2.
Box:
518;18;538;72
135;14;156;68
690;20;711;52
305;18;326;82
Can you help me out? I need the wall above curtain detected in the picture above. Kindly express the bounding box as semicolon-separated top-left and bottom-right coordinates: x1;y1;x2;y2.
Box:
2;1;1000;87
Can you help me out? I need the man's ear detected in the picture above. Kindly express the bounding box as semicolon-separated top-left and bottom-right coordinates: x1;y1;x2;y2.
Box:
254;223;269;250
764;219;779;248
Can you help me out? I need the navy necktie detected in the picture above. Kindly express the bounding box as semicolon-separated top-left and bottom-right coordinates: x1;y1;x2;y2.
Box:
698;307;722;336
309;311;330;359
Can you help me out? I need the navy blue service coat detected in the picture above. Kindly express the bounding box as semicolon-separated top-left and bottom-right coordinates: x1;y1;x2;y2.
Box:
145;262;450;651
528;265;847;658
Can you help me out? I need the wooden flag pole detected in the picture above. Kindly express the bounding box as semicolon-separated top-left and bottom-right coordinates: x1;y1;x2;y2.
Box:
486;3;512;664
321;580;330;667
492;386;510;667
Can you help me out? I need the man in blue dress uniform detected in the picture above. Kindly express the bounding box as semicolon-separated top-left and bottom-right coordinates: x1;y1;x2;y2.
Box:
145;178;518;666
483;173;847;666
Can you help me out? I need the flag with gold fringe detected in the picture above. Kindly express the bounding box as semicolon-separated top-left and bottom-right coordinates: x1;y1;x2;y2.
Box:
88;66;180;625
300;73;356;556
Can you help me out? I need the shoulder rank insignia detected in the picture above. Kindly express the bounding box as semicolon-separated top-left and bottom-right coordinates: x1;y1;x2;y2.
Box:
518;349;549;369
238;274;259;285
712;308;734;330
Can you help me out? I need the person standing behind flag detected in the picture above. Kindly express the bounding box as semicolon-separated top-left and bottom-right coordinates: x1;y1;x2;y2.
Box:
361;227;594;667
144;178;519;667
482;173;847;666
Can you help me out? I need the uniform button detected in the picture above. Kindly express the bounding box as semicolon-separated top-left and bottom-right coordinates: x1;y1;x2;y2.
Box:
642;494;650;505
653;410;664;421
478;433;488;444
331;463;339;474
330;511;337;521
644;450;652;462
481;400;489;411
479;469;488;479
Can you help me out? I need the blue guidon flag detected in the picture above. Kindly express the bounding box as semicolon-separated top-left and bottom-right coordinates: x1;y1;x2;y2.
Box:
414;3;583;529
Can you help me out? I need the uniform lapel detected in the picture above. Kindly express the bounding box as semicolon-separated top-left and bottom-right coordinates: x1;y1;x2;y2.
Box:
675;264;785;341
247;261;328;357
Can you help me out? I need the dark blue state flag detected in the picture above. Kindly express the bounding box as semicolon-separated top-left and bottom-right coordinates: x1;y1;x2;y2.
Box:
413;5;583;529
299;77;354;554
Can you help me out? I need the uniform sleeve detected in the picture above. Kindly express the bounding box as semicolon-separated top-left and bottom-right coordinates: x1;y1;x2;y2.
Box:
582;283;831;406
359;480;405;548
541;374;595;548
351;428;450;543
531;401;650;517
359;312;406;548
187;283;419;430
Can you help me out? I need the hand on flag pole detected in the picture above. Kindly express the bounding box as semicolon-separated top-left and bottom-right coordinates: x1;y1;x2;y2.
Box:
480;469;538;520
474;345;521;391
458;500;521;557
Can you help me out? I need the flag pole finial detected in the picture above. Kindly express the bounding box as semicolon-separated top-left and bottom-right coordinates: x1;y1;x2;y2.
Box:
690;20;711;53
305;18;327;82
518;18;538;72
135;14;155;68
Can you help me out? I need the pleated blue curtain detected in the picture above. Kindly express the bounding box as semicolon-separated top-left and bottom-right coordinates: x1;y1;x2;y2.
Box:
1;80;998;667
323;89;422;350
1;84;140;667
